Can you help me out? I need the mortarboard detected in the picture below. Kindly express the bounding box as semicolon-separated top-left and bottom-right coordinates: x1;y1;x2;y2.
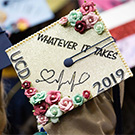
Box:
6;1;133;134
0;27;12;70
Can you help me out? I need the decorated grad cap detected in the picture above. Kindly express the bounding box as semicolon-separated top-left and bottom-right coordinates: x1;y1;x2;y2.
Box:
0;27;12;70
6;1;133;133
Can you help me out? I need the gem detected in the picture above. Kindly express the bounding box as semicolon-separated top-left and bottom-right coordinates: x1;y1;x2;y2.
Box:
40;127;45;132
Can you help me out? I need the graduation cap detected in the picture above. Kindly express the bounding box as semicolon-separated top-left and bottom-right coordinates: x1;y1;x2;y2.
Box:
0;27;12;70
6;1;133;133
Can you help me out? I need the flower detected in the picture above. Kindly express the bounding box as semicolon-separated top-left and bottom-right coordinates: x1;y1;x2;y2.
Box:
58;97;74;112
24;87;37;98
83;90;91;99
22;80;31;89
72;94;84;106
59;16;68;26
75;20;87;34
17;18;29;31
33;101;49;116
80;1;96;15
30;91;47;105
94;21;104;34
45;104;63;123
37;115;48;126
45;91;61;105
68;10;83;26
82;12;99;29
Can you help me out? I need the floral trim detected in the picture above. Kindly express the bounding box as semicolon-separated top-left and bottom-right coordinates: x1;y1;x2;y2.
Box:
59;1;104;35
22;80;92;130
94;21;105;34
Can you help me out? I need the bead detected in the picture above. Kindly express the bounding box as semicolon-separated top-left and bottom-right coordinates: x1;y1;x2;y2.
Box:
40;106;43;110
53;110;56;113
76;97;80;101
50;107;58;115
85;6;89;10
40;117;44;120
78;25;81;28
29;90;33;93
73;15;77;18
89;19;92;22
64;58;73;67
24;83;27;86
51;95;56;99
64;101;68;105
85;92;88;95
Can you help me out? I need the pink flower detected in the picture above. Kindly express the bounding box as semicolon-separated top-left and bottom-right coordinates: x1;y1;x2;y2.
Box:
75;20;87;34
59;17;68;26
80;1;96;15
24;87;37;98
37;115;48;126
82;12;99;29
22;80;31;89
45;91;61;105
83;90;91;99
58;97;74;112
33;101;49;116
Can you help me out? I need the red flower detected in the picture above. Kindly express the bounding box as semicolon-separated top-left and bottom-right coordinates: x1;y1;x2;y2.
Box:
22;80;31;89
83;90;90;99
80;1;96;15
24;87;37;98
75;20;87;34
33;101;49;116
45;90;61;105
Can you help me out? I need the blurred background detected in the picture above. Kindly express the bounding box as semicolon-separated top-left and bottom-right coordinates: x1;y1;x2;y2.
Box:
0;0;135;134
